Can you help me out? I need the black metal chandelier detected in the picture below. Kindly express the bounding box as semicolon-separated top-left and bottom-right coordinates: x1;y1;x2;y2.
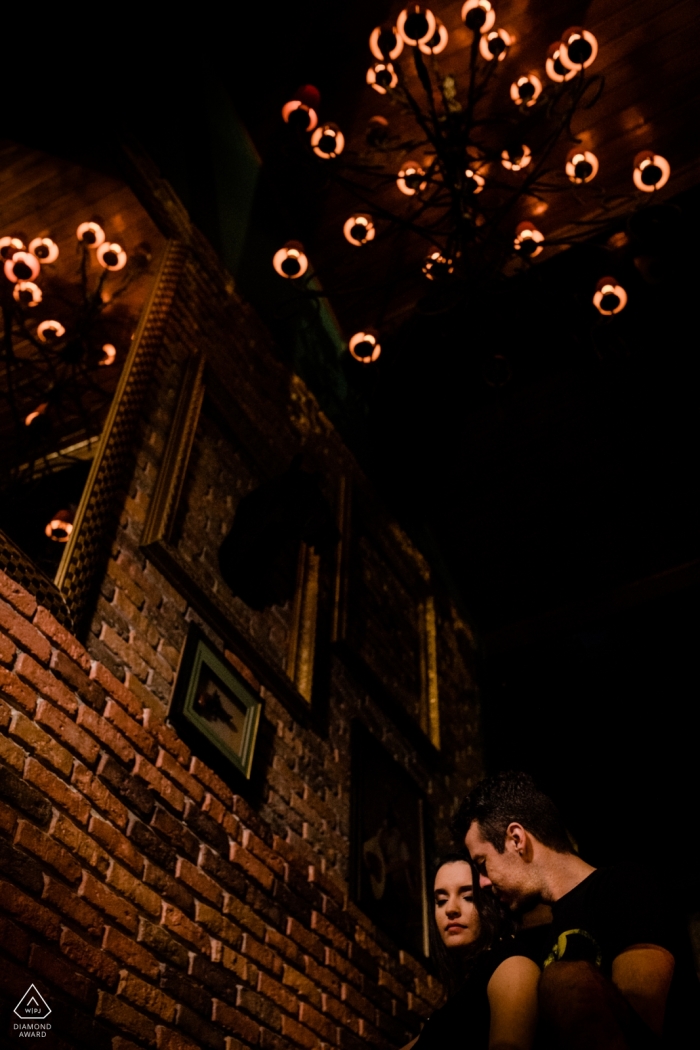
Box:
273;1;672;363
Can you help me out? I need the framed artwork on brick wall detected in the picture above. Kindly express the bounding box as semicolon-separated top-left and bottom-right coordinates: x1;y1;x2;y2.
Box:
170;623;262;779
350;722;430;959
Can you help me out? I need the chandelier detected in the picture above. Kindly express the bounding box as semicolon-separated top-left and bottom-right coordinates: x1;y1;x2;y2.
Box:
273;2;672;363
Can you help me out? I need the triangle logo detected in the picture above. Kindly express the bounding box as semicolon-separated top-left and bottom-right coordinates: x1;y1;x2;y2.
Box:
14;984;51;1020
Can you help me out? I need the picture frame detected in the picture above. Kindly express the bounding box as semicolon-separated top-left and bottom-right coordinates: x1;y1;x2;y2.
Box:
170;624;262;780
350;722;430;959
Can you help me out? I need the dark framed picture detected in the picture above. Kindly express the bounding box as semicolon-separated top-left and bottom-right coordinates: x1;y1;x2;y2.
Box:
350;722;429;959
170;624;262;779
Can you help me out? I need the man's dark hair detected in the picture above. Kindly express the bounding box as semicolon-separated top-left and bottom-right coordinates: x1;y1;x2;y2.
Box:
452;771;572;853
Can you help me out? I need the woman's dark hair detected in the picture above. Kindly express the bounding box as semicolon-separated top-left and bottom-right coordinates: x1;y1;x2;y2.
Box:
429;850;512;998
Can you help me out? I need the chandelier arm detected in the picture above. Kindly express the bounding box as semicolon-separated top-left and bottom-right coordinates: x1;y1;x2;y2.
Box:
396;74;442;157
329;172;447;250
412;47;443;145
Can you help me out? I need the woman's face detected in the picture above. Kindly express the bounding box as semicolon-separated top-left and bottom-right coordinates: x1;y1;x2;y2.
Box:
434;861;481;948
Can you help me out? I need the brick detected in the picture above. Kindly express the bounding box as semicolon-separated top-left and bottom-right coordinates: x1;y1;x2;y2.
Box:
0;879;61;939
134;754;185;812
61;927;120;986
237;986;282;1031
199;846;248;897
0;764;49;827
52;812;111;874
320;991;353;1030
138;917;189;970
232;795;271;844
223;891;267;940
34;697;99;761
119;970;177;1024
108;862;162;917
176;856;223;907
35;605;91;672
189;756;233;808
242;828;285;878
195;900;242;949
0;912;31;961
184;800;229;853
104;925;160;979
142;708;190;765
273;881;311;927
152;805;199;860
309;864;346;906
241;932;281;975
9;709;72;775
322;896;356;940
229;841;274;891
280;1015;317;1049
287;917;325;963
161;901;211;953
0;837;44;893
155;1027;201;1050
15;819;82;882
90;814;144;875
212;999;261;1043
51;649;105;709
156;748;205;802
124;671;163;716
99;755;155;818
77;703;134;762
0;569;37;617
378;967;408;1002
105;699;158;759
79;871;138;931
0;730;25;771
220;943;255;984
28;942;95;1004
101;624;149;680
348;940;380;980
16;652;77;715
113;590;160;649
0;797;17;834
189;953;242;1004
299;1001;336;1041
43;876;103;937
258;971;297;1014
91;661;143;720
0;665;36;713
72;761;129;829
175;1003;226;1050
107;557;146;610
342;983;375;1023
0;633;15;665
144;858;194;914
25;757;91;824
160;967;212;1015
283;963;322;1007
325;949;363;991
0;599;51;663
265;925;304;968
96;990;157;1046
130;818;177;871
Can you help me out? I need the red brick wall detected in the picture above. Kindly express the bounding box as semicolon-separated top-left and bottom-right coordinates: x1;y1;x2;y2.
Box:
0;568;444;1050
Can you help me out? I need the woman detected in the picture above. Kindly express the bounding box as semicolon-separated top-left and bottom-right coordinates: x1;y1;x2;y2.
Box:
409;851;544;1050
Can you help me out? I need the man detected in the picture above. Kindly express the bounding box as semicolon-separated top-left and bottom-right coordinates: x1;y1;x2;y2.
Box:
454;772;698;1048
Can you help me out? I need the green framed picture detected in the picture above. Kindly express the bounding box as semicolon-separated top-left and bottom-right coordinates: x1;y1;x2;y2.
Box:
173;625;262;779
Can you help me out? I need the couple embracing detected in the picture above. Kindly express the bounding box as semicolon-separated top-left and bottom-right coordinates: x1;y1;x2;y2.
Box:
408;772;697;1049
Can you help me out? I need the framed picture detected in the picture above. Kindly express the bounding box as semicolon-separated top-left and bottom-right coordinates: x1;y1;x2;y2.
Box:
350;722;429;958
171;624;262;779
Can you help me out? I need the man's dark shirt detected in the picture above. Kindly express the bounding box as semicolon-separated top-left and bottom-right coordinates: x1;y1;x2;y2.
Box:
549;865;698;1046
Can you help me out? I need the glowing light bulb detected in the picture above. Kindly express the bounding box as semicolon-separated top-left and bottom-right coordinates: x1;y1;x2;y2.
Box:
501;145;532;171
343;215;376;246
510;75;542;107
593;277;627;315
422;252;454;280
311;124;345;159
545;43;577;82
566;149;599;183
369;25;404;60
397;6;437;46
13;281;42;306
480;28;512;61
0;236;24;260
96;243;127;271
514;221;544;257
25;402;48;426
633;151;670;192
77;222;105;247
559;28;598;70
461;0;495;33
281;99;318;132
28;237;59;264
397;163;428;195
45;509;74;543
37;320;66;343
4;251;40;283
464;169;485;195
349;330;381;363
367;63;398;94
272;242;309;279
100;343;117;366
418;21;448;55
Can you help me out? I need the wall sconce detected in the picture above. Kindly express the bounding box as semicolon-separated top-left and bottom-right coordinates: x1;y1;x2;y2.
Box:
419;21;448;55
37;320;66;343
464;169;485;195
13;281;42;306
28;238;59;264
76;222;105;247
566;149;599;183
272;242;309;278
343;215;376;246
45;509;74;543
422;252;454;280
633;151;671;192
461;0;495;33
349;330;382;363
501;144;531;171
480;28;512;61
559;28;598;70
510;74;542;107
311;124;345;159
370;25;404;60
397;163;428;195
397;6;437;46
367;63;398;94
546;42;577;82
514;221;544;257
593;276;627;315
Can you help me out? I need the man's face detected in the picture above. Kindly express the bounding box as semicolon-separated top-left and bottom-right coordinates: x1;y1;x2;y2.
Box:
465;821;535;910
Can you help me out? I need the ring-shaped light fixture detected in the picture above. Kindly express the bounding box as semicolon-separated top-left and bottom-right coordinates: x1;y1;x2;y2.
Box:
343;215;376;246
100;343;117;366
514;221;544;257
272;242;309;279
4;251;41;283
349;330;382;363
545;43;577;82
45;510;73;543
464;169;485;195
13;281;42;306
29;237;59;264
37;320;66;343
397;163;428;196
480;28;512;61
593;277;627;315
510;74;542;107
633;151;671;193
461;0;495;33
559;28;598;70
367;63;398;94
369;25;404;60
25;402;48;426
501;144;532;171
422;252;454;280
76;221;105;247
0;236;24;260
97;242;127;271
311;123;345;159
281;99;318;132
566;149;599;183
419;21;448;55
397;6;436;46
